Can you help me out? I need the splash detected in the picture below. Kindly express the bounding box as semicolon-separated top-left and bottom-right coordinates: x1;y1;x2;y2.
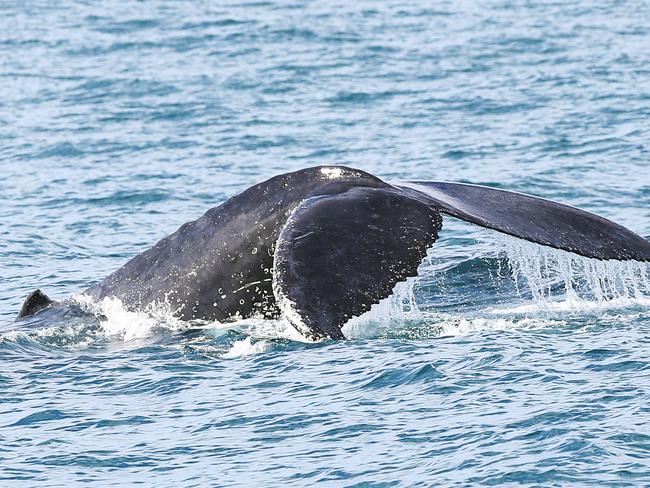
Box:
1;292;316;356
341;273;567;340
73;294;312;346
342;278;420;339
496;234;650;310
72;294;192;341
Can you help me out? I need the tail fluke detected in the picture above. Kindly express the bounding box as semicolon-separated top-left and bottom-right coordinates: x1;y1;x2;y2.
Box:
273;187;442;340
400;181;650;262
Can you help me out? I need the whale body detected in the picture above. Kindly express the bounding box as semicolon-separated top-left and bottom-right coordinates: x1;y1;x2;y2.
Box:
18;166;650;339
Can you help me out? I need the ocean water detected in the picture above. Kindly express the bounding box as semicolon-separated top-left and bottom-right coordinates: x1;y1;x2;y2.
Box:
2;0;650;485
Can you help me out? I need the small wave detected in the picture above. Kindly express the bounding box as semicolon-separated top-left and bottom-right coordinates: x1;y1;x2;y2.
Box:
1;295;192;351
210;316;310;343
353;311;566;341
0;322;100;352
434;314;565;338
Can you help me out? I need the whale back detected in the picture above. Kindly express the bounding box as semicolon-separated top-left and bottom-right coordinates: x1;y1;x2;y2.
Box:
84;166;388;321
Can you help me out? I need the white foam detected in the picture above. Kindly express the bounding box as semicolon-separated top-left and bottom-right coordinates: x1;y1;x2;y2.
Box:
222;337;271;358
435;314;564;337
209;315;311;343
492;295;650;315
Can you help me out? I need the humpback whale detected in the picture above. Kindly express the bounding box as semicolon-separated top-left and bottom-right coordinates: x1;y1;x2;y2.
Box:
17;166;650;339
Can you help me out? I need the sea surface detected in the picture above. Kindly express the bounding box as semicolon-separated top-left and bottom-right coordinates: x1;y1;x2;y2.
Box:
2;0;650;486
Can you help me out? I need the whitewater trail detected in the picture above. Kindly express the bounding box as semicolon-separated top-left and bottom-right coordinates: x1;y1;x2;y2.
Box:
5;234;649;359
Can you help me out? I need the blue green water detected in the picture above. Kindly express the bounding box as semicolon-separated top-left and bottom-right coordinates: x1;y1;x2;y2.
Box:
2;0;650;485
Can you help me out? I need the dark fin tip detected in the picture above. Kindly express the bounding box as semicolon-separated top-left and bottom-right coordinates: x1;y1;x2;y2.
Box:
17;289;53;319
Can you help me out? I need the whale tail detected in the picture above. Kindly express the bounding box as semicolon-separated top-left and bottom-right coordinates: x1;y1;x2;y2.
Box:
273;180;650;340
17;289;53;319
17;167;650;339
399;181;650;262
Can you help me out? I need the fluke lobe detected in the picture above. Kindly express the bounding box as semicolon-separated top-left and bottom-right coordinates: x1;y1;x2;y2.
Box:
18;166;650;339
